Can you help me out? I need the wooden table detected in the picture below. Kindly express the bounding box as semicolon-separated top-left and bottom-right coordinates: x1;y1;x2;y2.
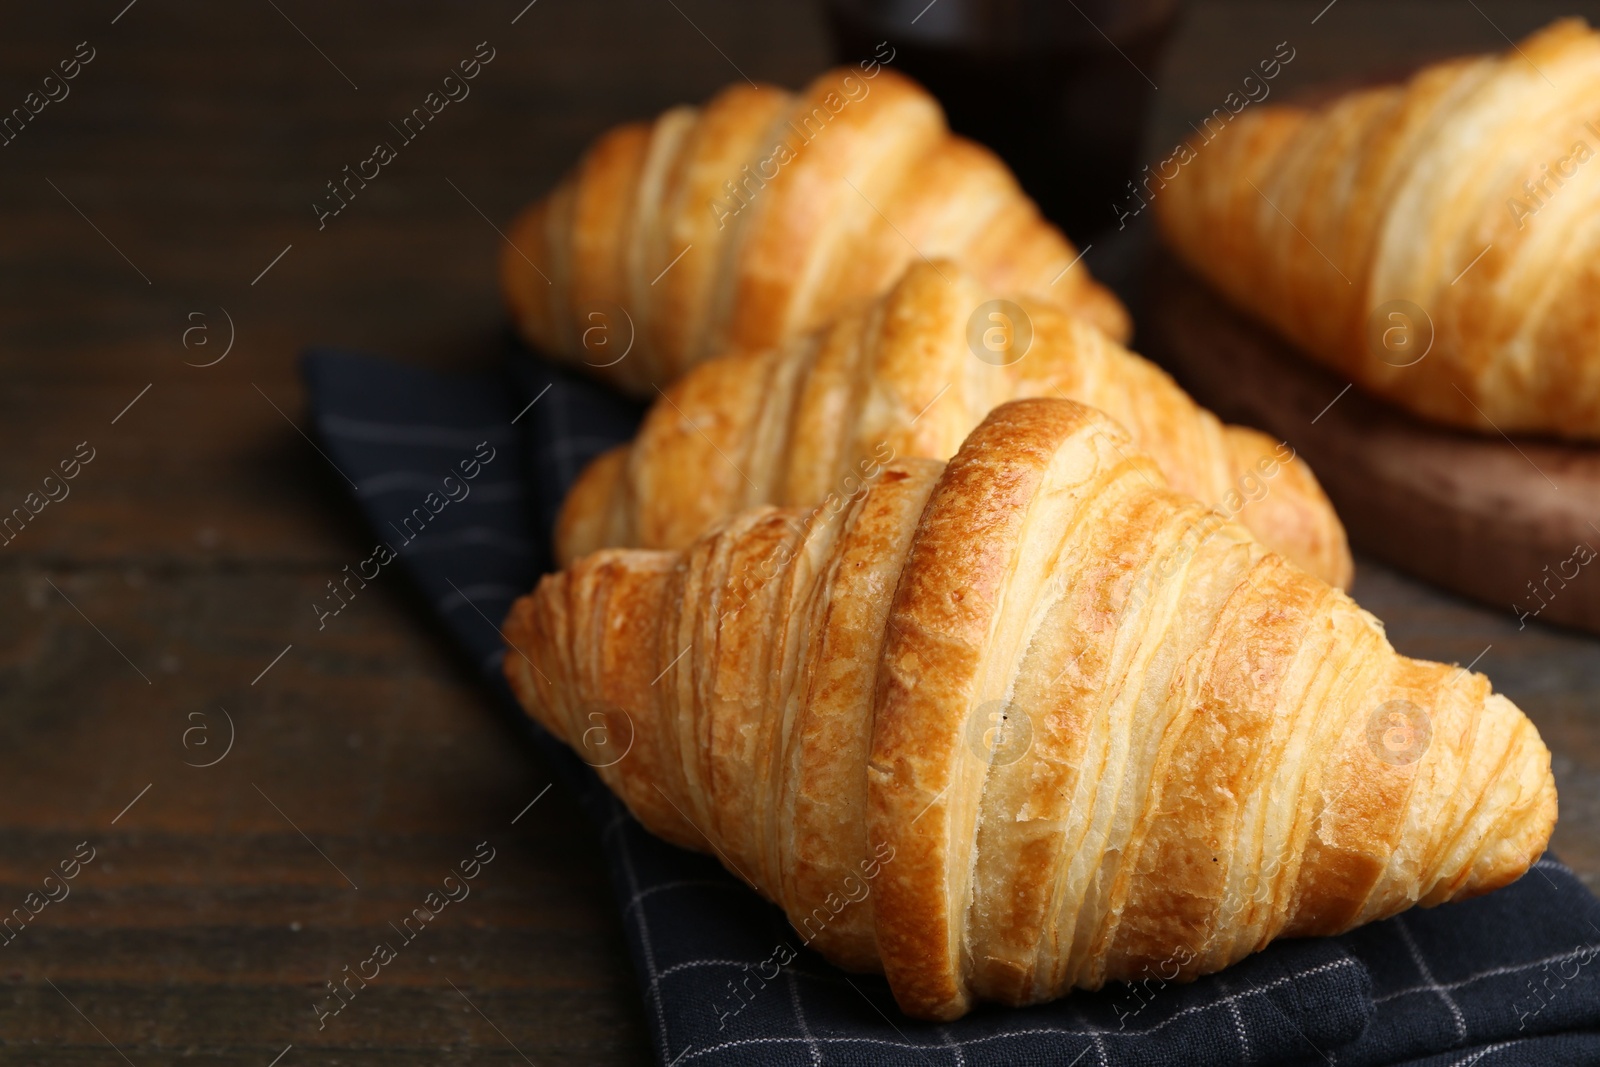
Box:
2;2;1594;1063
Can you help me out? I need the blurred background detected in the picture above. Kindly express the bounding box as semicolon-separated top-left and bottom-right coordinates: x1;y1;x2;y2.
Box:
3;1;1599;1063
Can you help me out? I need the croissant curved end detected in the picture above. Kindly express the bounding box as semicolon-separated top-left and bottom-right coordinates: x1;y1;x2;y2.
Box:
553;444;630;567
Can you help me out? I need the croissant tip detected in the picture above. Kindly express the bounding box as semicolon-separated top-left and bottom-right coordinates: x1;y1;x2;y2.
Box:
499;589;548;722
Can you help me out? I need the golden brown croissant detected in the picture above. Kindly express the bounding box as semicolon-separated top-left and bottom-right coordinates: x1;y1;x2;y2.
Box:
504;398;1555;1021
503;65;1130;395
1157;18;1600;439
556;260;1353;588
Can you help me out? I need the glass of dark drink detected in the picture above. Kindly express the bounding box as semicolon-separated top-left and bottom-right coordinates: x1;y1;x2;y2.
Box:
825;0;1182;244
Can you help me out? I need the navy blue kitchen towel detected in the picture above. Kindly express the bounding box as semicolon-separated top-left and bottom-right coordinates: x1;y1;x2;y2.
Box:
303;345;1600;1067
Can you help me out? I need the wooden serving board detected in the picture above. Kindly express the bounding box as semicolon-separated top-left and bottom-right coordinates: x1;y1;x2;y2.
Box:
1139;249;1600;635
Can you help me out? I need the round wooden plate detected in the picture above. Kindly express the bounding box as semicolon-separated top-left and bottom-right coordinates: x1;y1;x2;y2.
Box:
1139;249;1600;635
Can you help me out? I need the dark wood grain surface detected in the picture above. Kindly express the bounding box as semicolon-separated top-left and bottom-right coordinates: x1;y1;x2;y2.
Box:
3;2;1596;1064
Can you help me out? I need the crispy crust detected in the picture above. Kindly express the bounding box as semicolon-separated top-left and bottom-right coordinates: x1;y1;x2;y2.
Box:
505;398;1556;1020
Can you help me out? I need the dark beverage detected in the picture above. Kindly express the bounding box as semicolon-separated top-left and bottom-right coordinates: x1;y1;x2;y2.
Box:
826;0;1181;245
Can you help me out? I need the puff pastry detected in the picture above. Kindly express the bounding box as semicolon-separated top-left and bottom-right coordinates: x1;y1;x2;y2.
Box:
1158;18;1600;439
503;66;1129;394
504;398;1555;1020
556;260;1353;588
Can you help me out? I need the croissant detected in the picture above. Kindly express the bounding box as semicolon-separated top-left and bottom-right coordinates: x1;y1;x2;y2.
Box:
503;65;1130;395
1156;18;1600;439
556;259;1354;588
504;398;1555;1021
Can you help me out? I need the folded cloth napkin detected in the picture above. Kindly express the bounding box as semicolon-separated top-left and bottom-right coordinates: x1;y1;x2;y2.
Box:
303;345;1600;1067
